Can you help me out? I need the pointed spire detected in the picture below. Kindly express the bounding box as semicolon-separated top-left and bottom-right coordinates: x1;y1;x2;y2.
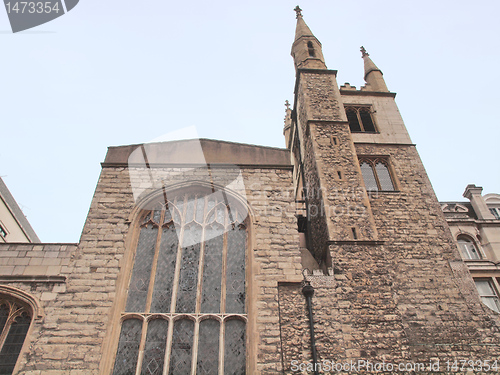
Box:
291;7;326;70
360;46;388;92
294;6;314;41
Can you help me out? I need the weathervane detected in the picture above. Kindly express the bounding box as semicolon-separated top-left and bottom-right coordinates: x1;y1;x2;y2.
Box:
294;5;302;19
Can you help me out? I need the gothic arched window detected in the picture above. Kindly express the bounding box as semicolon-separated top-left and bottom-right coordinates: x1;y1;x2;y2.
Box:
457;235;482;260
359;158;395;192
345;106;377;133
112;191;247;375
0;296;32;375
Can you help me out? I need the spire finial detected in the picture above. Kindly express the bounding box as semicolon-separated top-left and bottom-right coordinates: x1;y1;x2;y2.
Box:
285;100;291;111
360;46;369;57
294;5;303;19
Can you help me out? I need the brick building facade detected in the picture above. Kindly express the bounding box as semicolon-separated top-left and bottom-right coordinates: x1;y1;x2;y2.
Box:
1;9;499;375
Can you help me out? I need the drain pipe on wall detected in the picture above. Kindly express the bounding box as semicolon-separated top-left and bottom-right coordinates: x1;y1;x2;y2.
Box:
302;279;319;375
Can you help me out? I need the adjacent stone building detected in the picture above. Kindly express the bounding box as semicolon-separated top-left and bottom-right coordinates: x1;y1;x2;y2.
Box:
1;9;499;375
0;177;39;244
442;185;500;314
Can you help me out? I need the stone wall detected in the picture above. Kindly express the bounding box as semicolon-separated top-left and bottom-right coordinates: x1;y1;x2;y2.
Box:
276;142;500;371
276;64;500;372
1;162;305;374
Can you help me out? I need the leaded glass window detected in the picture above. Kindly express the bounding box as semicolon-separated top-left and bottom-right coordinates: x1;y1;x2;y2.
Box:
0;297;32;375
112;191;248;374
359;158;396;192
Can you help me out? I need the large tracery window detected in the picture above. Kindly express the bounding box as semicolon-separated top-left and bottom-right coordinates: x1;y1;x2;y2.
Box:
113;191;247;375
0;296;32;375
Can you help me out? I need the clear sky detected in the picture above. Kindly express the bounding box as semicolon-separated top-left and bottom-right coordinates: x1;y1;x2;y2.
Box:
1;0;499;243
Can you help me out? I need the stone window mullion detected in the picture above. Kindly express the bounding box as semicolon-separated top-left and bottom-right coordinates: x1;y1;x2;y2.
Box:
219;318;225;375
195;196;208;315
145;208;166;314
135;316;149;375
355;108;365;132
170;196;189;314
162;316;174;375
369;160;382;190
162;198;189;374
221;208;229;315
190;319;200;375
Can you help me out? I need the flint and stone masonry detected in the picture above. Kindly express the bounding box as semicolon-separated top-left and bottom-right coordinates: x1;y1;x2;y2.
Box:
1;9;499;375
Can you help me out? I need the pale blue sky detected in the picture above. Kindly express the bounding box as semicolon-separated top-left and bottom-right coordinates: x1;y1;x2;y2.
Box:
1;0;499;242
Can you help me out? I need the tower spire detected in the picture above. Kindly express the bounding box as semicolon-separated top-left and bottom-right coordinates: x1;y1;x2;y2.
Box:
360;46;388;92
291;6;326;70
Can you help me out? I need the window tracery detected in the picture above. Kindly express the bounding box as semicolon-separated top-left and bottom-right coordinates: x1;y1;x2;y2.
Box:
345;106;377;132
359;158;395;192
112;191;247;375
0;296;32;375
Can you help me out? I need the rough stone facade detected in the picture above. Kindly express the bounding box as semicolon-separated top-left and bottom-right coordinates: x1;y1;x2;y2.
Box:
1;11;500;375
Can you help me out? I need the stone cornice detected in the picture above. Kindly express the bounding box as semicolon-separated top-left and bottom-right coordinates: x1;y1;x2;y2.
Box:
353;142;416;147
328;240;385;246
0;275;66;283
465;260;500;272
340;90;397;98
306;120;349;125
101;162;293;170
445;218;499;226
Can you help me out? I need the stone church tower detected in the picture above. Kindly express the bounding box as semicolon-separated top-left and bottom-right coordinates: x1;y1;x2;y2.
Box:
0;8;499;375
278;7;500;372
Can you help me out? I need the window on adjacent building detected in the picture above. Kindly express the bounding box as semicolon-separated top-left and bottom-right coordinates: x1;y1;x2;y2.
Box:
345;106;377;133
489;207;500;219
0;225;6;239
359;158;395;192
112;191;247;375
0;296;32;375
474;279;500;313
457;235;482;260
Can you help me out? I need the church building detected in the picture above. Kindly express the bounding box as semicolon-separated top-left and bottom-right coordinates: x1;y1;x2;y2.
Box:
0;8;499;375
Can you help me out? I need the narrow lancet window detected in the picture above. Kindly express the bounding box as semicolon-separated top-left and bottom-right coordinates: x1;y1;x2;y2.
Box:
307;41;316;57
